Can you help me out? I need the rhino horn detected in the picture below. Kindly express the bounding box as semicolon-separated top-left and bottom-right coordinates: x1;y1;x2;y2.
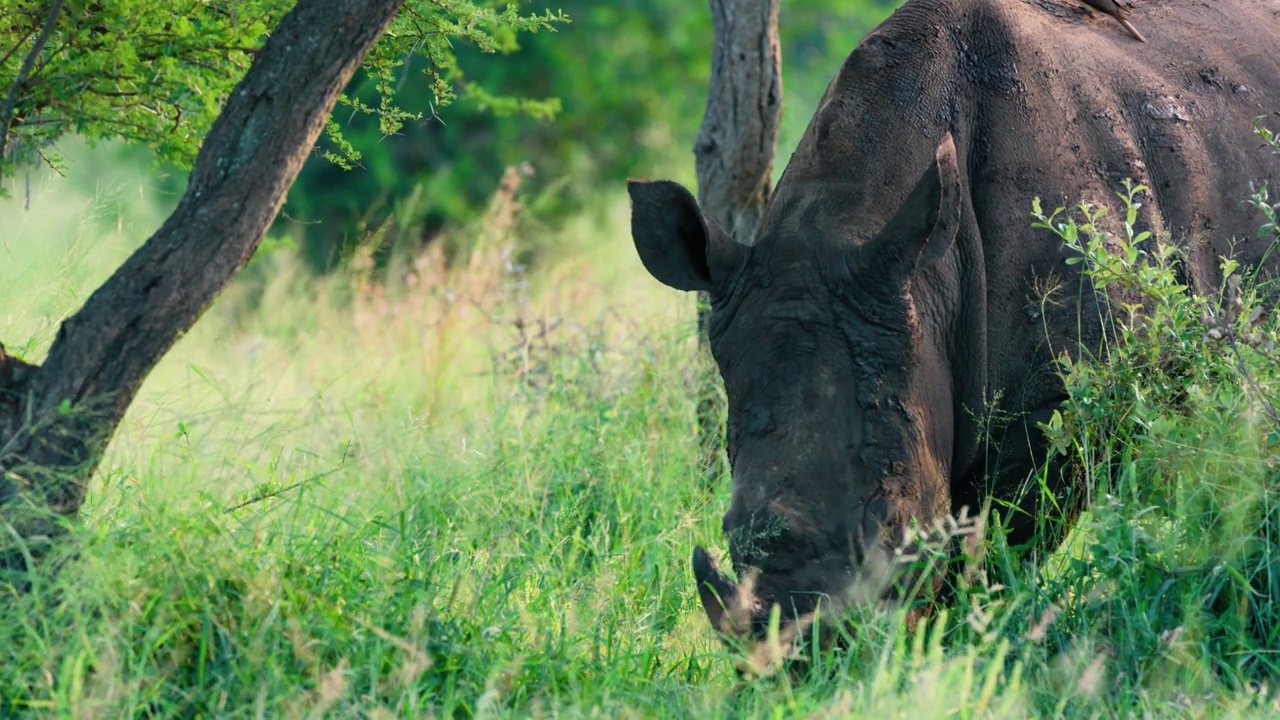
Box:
692;545;740;635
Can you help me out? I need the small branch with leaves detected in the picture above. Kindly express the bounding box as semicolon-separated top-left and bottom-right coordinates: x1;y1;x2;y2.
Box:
0;0;64;167
1201;273;1280;426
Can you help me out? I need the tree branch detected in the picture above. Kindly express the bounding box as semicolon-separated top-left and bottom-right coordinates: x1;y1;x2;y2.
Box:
690;0;782;473
0;28;36;71
0;0;65;166
694;0;782;247
0;0;405;546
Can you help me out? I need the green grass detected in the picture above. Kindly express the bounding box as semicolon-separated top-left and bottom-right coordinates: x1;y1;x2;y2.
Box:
4;146;1280;718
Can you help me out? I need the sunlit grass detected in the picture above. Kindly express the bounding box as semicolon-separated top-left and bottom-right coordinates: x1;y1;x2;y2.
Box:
3;146;1280;717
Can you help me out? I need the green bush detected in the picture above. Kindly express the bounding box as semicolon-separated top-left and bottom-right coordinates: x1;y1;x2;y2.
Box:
1031;167;1280;691
0;0;563;187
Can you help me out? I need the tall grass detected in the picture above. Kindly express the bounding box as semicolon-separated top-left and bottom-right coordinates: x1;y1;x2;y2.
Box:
2;134;1280;717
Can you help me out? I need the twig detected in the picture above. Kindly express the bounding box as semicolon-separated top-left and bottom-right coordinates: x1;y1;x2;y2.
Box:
0;28;36;70
223;466;340;513
1226;331;1280;425
346;611;432;667
223;441;351;513
34;144;59;174
0;0;66;165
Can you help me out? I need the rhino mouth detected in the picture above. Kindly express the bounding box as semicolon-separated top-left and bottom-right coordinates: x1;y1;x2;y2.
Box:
691;544;897;676
692;518;969;674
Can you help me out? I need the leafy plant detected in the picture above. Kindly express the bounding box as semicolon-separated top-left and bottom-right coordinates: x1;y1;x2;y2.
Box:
0;0;566;180
1032;167;1280;690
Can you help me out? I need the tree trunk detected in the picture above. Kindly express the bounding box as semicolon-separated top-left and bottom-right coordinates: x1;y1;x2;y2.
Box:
692;0;782;475
0;0;405;570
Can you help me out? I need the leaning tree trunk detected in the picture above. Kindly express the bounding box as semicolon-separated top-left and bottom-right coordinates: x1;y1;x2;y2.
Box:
692;0;782;476
0;0;405;572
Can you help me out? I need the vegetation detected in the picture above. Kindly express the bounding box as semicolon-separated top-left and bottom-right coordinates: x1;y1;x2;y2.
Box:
278;0;903;271
3;122;1280;715
1;0;901;267
4;0;1280;715
0;0;565;179
0;0;408;563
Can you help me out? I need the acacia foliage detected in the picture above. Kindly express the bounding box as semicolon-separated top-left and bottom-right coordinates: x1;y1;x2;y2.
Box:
0;0;565;177
282;0;903;271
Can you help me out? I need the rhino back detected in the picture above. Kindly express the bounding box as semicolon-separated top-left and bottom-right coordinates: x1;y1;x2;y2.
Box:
768;0;1280;413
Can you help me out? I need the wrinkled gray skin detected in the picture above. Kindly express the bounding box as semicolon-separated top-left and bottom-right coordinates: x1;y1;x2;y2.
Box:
629;0;1280;643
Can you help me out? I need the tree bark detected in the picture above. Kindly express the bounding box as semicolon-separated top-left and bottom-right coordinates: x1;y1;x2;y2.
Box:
0;0;405;566
694;0;782;264
692;0;782;474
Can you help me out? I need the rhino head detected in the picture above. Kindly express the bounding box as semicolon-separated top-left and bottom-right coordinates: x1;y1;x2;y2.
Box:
629;134;965;658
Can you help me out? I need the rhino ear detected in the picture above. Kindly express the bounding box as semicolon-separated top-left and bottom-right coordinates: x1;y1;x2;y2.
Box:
628;180;744;293
865;133;961;280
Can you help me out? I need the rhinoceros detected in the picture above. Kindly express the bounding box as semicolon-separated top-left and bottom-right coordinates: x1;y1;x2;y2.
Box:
628;0;1280;648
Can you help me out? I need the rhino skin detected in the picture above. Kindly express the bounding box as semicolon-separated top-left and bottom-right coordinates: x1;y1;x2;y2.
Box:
629;0;1280;651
